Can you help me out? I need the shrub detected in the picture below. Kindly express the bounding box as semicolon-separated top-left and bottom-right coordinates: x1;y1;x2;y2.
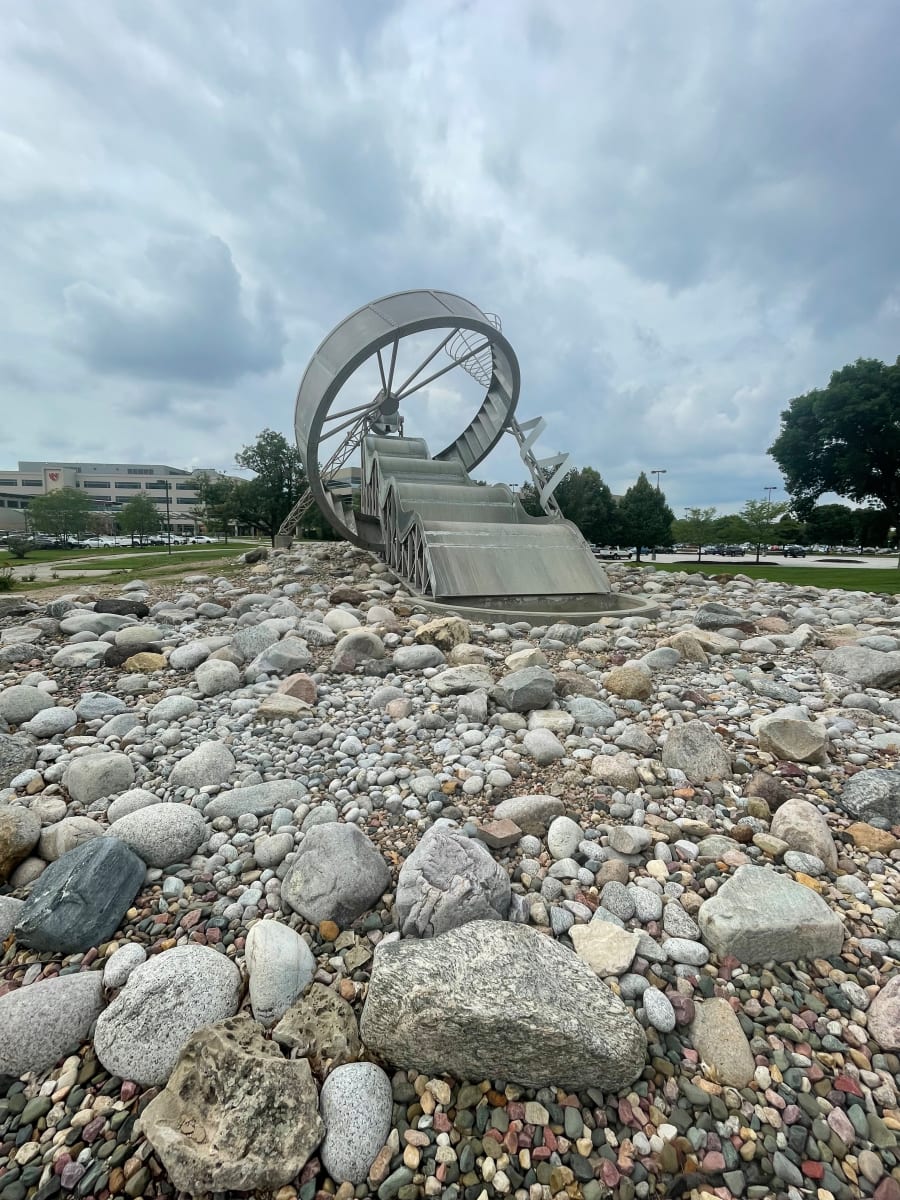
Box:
0;566;14;592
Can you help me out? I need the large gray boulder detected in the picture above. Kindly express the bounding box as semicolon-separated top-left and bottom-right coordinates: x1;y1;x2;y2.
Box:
94;945;242;1086
169;741;235;789
140;1015;323;1192
15;838;146;954
753;710;828;764
491;666;556;713
821;644;900;689
395;825;511;937
698;865;844;964
105;803;207;867
0;972;105;1076
249;637;314;677
0;684;55;726
661;721;731;782
838;769;900;825
64;752;135;805
204;779;305;819
429;665;493;696
360;921;646;1091
330;631;385;673
694;602;747;631
392;644;445;671
0;732;37;789
282;823;391;926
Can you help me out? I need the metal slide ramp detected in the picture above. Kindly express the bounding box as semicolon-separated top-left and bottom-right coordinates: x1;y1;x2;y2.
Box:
360;434;611;601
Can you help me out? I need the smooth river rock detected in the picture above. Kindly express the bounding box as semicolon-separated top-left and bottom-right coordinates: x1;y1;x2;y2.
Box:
0;972;105;1076
698;864;845;964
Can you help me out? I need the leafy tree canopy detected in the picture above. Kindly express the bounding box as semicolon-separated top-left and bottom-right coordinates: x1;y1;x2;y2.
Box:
617;472;675;561
519;467;620;544
28;488;93;541
769;357;900;526
234;429;308;543
118;493;161;544
672;506;717;561
739;498;790;562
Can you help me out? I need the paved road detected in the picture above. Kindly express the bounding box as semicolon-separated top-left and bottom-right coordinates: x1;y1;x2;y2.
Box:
640;552;899;571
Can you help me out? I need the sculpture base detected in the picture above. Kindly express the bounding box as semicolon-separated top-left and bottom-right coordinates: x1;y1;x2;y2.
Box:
410;593;659;627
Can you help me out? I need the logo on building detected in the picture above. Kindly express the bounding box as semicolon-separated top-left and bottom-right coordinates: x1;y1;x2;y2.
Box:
48;471;60;481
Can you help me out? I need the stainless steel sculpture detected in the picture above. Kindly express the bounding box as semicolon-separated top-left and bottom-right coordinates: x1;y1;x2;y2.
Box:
282;290;656;622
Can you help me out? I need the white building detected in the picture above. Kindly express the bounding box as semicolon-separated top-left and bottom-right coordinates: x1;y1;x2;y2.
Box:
0;460;238;535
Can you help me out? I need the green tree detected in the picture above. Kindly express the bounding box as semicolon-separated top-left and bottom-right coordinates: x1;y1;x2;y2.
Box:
769;357;900;559
191;473;241;541
709;514;752;544
854;506;894;548
617;472;675;562
28;488;93;543
803;504;857;547
739;498;790;562
517;468;620;544
673;506;718;561
234;429;308;544
118;493;161;545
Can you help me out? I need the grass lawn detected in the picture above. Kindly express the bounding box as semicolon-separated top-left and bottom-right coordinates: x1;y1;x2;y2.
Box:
652;560;900;594
0;541;255;566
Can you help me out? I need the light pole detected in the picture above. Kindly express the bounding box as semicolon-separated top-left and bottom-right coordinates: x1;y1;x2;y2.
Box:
651;468;667;492
763;485;778;504
164;479;172;555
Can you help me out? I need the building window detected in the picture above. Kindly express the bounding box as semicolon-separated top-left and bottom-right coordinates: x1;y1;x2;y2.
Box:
176;498;196;505
127;467;155;475
115;482;141;489
82;481;110;489
0;480;16;486
145;481;169;490
20;480;41;487
175;482;195;491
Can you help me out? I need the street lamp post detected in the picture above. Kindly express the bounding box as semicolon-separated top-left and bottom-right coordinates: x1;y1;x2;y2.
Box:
651;468;667;492
763;485;778;504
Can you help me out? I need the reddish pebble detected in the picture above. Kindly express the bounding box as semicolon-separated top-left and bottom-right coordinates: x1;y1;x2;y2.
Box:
543;1128;557;1152
835;1074;863;1097
532;1146;552;1162
61;1162;86;1189
82;1116;106;1144
503;1130;518;1155
54;1155;72;1177
300;1159;320;1184
180;909;202;930
205;927;221;944
782;1105;801;1125
483;1128;503;1145
600;1160;620;1187
875;1179;900;1200
433;1112;451;1132
701;1152;726;1173
120;1081;139;1103
507;1102;525;1122
802;1161;825;1180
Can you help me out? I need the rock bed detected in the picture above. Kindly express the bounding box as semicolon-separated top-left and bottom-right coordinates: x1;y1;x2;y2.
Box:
0;549;899;1200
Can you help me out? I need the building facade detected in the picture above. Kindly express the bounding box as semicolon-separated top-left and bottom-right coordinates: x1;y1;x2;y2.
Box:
0;461;238;535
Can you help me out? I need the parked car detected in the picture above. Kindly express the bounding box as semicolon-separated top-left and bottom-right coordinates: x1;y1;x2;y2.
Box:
783;544;806;557
188;535;217;544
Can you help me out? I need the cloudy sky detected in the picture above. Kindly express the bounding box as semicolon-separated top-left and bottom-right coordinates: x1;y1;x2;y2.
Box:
2;1;899;513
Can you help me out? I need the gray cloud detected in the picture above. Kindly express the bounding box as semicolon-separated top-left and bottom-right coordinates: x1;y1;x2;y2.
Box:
1;0;898;514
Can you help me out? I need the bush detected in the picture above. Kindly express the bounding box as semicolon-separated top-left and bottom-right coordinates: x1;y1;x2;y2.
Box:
6;538;30;559
0;566;13;592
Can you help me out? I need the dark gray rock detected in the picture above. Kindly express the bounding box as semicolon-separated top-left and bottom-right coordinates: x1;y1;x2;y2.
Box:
360;920;646;1091
395;825;511;937
94;598;150;617
694;602;749;631
491;666;556;712
15;838;146;954
838;769;900;825
282;823;391;926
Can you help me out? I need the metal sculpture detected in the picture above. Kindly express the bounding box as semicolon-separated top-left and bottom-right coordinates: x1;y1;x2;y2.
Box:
282;290;656;621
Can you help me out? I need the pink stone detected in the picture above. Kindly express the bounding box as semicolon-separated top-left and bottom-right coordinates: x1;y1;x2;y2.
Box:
277;673;317;704
702;1152;726;1172
868;975;900;1051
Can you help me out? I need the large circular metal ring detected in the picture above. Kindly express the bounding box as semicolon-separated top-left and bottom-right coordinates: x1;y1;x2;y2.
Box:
294;289;520;547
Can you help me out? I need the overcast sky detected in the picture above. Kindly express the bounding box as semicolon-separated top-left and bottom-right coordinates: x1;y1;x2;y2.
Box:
2;1;899;513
